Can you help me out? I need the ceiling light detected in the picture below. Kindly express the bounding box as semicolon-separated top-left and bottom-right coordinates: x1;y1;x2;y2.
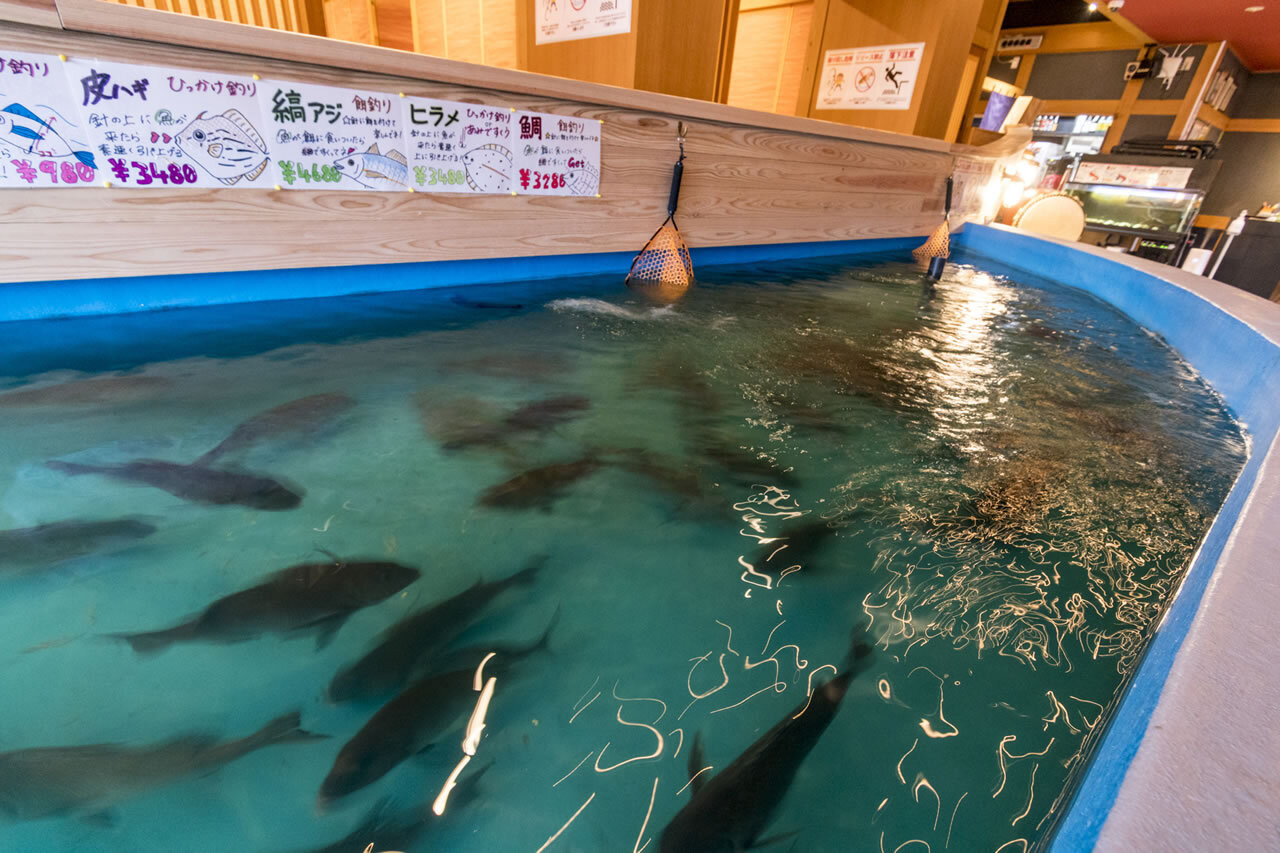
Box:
1088;2;1098;8
1244;4;1264;10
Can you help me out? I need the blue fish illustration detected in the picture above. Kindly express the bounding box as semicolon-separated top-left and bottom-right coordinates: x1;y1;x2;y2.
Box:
333;143;408;191
0;103;96;168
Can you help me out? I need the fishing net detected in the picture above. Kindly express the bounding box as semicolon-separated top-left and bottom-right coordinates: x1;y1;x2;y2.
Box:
627;219;693;287
912;175;954;262
625;124;693;302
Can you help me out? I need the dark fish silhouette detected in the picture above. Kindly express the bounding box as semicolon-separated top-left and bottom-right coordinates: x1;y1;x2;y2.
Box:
418;606;559;681
451;294;525;310
749;518;839;572
304;764;490;853
0;376;170;407
0;518;156;574
478;457;599;509
0;711;326;823
196;392;355;465
659;627;874;853
327;558;543;703
698;442;800;489
441;394;590;451
319;668;475;804
111;556;421;654
45;459;303;510
606;448;706;502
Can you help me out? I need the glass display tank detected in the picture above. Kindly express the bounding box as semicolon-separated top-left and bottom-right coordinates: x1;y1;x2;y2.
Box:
1063;182;1204;239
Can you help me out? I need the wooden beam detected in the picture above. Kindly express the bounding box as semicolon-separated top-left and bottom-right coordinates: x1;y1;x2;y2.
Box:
1226;118;1280;133
1036;99;1122;116
0;0;62;26
998;21;1143;55
1095;5;1152;46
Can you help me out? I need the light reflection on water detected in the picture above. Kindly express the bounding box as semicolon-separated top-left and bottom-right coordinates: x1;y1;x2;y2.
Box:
0;254;1246;852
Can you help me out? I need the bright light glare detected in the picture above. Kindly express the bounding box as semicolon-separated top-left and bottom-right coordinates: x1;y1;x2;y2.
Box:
1088;2;1098;9
1002;178;1026;208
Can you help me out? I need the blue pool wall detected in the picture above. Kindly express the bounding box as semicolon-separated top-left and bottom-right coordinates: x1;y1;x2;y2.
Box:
3;224;1277;849
0;237;922;323
954;223;1280;851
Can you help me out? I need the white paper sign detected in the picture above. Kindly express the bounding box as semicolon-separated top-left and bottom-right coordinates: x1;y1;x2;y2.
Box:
816;42;924;111
1076;161;1192;190
456;104;515;194
512;110;601;196
536;0;632;45
401;95;479;192
0;52;99;188
67;58;271;189
259;81;407;191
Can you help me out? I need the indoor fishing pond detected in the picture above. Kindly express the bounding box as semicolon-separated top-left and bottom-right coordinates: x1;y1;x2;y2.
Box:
0;252;1247;852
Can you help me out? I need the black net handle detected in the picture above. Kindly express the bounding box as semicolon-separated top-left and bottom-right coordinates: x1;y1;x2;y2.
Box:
944;175;953;218
667;122;687;218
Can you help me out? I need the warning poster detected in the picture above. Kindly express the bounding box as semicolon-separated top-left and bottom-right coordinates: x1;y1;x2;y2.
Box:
535;0;632;45
815;42;925;111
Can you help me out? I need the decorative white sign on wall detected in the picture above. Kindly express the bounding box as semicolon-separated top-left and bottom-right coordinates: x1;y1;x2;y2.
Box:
816;42;925;111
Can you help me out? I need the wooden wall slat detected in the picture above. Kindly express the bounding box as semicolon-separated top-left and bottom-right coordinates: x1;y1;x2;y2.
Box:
0;14;1007;284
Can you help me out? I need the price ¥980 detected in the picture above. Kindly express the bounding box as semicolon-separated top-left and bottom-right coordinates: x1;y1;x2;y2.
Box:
9;158;96;185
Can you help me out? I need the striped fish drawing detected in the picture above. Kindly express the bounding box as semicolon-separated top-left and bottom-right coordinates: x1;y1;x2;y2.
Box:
0;102;96;168
566;162;599;196
333;143;408;191
174;109;269;185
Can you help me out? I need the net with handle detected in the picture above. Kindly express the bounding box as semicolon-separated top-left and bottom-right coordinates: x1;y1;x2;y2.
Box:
626;123;693;301
912;175;954;262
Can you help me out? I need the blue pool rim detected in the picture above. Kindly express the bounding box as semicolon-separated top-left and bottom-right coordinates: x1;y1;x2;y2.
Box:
3;225;1277;849
0;237;921;323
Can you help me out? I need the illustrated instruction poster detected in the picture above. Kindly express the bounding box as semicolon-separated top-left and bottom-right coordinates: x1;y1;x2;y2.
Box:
402;95;486;193
67;58;271;189
0;52;99;188
260;81;407;191
816;42;925;111
513;110;601;196
535;0;632;45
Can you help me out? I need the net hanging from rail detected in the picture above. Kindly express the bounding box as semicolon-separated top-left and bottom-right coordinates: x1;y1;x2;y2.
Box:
626;123;693;301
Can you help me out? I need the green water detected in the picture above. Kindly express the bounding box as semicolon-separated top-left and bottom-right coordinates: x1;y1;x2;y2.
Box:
0;254;1246;852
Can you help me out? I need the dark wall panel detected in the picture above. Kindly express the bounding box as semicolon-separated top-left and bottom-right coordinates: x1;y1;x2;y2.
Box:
1234;73;1280;119
1200;132;1280;217
1025;49;1135;101
1215;48;1251;118
1121;113;1175;142
988;55;1020;85
1139;43;1206;101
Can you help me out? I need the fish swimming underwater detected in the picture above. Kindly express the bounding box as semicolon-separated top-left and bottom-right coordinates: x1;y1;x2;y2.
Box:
0;518;156;575
174;109;269;185
0;102;96;168
0;375;170;407
462;143;511;193
111;555;421;654
45;458;303;510
0;711;326;823
477;457;600;509
333;143;408;191
195;391;356;466
442;394;590;450
659;627;875;852
319;668;476;805
327;557;543;703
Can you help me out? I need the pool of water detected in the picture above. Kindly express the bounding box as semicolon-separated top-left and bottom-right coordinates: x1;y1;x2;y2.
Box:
0;253;1247;852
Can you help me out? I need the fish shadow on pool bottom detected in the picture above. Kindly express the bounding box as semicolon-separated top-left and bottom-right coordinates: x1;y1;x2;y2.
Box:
0;517;159;578
45;458;305;511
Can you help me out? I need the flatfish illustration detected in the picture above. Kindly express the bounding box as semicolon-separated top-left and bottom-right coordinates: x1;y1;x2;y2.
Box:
174;109;269;185
0;102;96;168
566;162;599;196
463;143;512;193
333;143;409;191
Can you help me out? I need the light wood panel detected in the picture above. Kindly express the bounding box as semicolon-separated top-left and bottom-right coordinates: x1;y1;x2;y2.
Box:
0;0;62;26
322;0;374;42
103;0;313;32
373;0;410;50
726;1;812;115
799;0;987;140
0;6;1015;284
633;0;734;102
411;0;515;67
519;0;636;89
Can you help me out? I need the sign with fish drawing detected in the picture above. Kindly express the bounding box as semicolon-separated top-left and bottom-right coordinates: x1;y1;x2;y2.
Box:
0;51;98;188
67;58;271;189
512;110;601;197
400;94;482;193
457;104;514;194
261;80;408;192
